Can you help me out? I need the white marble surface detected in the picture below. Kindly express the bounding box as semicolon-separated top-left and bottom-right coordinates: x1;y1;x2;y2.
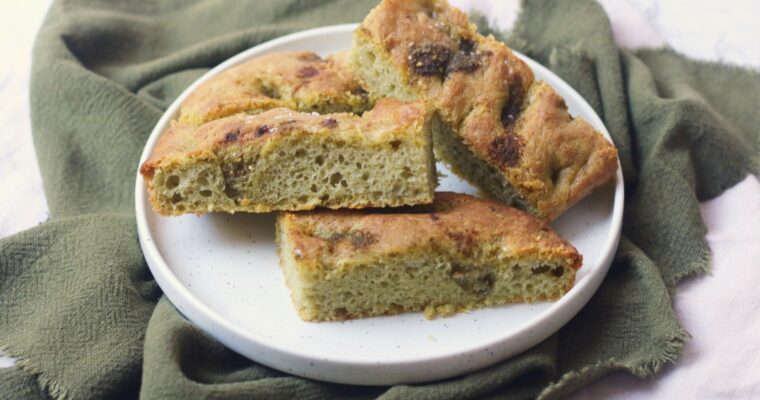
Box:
1;0;759;398
0;0;50;238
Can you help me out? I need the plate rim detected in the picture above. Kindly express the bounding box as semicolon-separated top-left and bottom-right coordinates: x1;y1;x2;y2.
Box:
135;23;624;383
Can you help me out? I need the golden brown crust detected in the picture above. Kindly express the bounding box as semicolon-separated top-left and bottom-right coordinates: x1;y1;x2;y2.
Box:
279;192;582;269
354;0;618;219
179;51;371;125
141;98;429;178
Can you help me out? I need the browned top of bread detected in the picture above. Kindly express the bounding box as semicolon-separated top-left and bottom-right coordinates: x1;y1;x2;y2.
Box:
355;0;618;219
279;192;582;268
140;98;429;177
179;51;372;125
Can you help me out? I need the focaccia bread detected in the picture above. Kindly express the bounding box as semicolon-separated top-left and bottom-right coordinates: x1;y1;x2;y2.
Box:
179;51;373;125
350;0;618;220
276;192;581;321
140;98;436;215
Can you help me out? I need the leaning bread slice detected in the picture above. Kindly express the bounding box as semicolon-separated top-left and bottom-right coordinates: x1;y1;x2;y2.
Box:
140;98;436;215
276;192;582;321
350;0;618;220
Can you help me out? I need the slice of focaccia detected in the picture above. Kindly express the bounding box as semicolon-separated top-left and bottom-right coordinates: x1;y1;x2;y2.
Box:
140;98;436;215
179;51;373;125
350;0;618;220
276;192;582;321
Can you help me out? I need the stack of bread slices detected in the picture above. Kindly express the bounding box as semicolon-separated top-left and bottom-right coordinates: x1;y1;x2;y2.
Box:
140;0;617;321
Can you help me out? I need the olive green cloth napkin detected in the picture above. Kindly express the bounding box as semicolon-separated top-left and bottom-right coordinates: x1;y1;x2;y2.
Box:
2;0;758;398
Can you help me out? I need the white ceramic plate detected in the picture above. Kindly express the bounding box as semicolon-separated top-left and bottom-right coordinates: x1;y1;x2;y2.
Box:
135;24;624;385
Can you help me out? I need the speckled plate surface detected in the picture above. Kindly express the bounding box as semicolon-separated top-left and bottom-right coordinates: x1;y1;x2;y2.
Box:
135;24;624;385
